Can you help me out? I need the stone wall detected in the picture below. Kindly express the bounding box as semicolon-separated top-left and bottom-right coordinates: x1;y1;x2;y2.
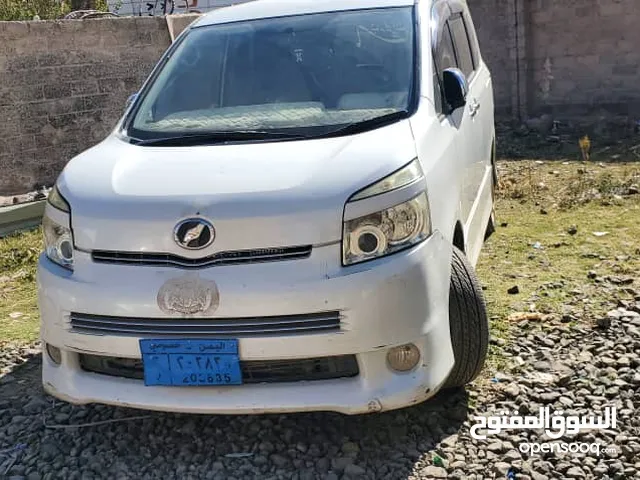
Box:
526;0;640;116
470;0;640;119
467;0;513;116
0;15;198;195
1;2;639;195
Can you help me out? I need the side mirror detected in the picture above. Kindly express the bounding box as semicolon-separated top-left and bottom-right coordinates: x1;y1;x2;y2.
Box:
126;93;138;109
442;68;468;113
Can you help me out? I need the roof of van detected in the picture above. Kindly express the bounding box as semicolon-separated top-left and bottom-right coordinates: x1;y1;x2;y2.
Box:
194;0;419;28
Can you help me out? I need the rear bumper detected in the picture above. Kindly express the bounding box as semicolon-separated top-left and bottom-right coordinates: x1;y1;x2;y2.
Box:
37;231;455;415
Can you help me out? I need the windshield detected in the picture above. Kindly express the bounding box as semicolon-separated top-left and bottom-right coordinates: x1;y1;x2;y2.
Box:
128;7;416;140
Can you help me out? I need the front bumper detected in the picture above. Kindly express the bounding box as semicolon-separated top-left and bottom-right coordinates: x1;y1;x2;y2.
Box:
37;232;455;415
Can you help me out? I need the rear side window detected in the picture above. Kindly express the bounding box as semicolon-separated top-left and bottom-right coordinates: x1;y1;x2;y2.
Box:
448;15;474;78
462;10;481;68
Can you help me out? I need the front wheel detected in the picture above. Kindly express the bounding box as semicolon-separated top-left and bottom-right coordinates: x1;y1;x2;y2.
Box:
443;247;490;388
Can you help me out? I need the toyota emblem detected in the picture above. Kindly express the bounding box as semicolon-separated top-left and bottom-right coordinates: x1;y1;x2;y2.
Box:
174;218;215;250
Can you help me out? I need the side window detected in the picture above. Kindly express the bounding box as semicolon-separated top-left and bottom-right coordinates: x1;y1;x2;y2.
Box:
448;15;474;78
433;23;457;113
437;24;457;71
462;10;481;68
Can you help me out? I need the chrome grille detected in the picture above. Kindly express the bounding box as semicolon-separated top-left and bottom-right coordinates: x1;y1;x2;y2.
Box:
69;311;341;336
79;354;359;383
91;245;312;269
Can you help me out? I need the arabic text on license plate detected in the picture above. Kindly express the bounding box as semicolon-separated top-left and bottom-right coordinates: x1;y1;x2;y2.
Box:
139;339;242;386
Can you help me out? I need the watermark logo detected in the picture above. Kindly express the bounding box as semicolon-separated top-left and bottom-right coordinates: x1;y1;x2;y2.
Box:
470;406;618;457
470;406;616;440
518;441;619;457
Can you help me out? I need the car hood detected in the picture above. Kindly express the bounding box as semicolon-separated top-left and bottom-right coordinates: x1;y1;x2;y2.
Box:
59;120;417;254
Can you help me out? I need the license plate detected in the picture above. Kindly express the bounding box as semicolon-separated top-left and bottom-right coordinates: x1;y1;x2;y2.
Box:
139;339;242;386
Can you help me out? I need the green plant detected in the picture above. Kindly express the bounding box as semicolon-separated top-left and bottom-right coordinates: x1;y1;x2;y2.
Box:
0;0;108;20
0;0;70;20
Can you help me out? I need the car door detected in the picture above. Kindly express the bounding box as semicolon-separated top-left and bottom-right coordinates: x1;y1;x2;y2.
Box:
462;5;494;168
446;2;493;264
432;10;476;245
409;0;466;251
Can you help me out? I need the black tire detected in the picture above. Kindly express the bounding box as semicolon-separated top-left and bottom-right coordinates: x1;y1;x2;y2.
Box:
443;247;490;388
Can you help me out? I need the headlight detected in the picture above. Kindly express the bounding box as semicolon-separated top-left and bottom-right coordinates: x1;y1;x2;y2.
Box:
43;216;74;270
343;193;431;265
47;184;70;213
351;159;424;201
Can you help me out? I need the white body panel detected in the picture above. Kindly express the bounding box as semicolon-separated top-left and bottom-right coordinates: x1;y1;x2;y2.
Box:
38;0;495;414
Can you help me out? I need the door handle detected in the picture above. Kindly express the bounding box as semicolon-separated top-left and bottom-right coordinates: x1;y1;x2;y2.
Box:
469;99;480;117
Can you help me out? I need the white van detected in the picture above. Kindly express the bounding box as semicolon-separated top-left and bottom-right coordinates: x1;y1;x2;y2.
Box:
38;0;496;415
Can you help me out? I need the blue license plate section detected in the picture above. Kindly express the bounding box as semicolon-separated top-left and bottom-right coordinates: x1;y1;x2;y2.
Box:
139;339;242;386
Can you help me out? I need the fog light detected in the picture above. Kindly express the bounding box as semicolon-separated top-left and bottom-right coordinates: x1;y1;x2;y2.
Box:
387;344;420;372
46;343;62;365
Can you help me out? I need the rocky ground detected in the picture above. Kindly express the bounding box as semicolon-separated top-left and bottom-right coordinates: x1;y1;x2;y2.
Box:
1;299;638;479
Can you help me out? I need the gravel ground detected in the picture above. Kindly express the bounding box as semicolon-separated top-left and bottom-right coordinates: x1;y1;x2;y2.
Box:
1;304;639;480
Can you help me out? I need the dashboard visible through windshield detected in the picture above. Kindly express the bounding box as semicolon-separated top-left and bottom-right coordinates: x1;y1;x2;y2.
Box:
127;7;416;141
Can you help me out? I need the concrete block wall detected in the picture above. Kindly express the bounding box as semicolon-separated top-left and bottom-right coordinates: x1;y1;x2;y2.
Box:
526;0;640;116
467;0;514;116
0;17;172;195
469;0;640;120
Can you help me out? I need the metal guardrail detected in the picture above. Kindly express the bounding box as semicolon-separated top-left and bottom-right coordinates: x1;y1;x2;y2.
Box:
0;201;46;238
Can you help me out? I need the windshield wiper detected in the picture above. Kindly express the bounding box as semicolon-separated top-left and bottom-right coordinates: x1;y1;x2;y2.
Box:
131;111;410;145
132;130;308;146
317;110;410;138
